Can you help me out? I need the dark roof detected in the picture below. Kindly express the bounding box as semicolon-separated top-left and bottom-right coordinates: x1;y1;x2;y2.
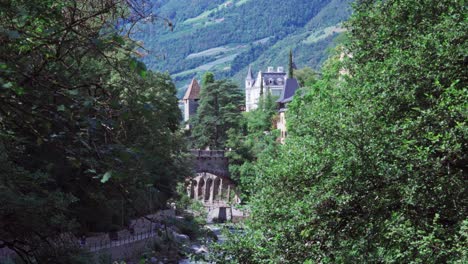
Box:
183;78;201;100
277;78;300;103
246;65;254;80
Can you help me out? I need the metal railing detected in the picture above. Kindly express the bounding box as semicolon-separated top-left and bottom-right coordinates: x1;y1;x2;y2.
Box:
84;227;160;252
0;225;164;259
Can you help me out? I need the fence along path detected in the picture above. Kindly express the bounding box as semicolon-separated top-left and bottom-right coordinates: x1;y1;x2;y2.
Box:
85;227;162;252
0;209;175;259
0;228;162;259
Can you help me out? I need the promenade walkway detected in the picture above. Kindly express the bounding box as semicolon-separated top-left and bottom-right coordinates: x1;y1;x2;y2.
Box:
0;210;175;260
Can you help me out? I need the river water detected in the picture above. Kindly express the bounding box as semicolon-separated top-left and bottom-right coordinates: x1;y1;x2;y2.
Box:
178;224;227;264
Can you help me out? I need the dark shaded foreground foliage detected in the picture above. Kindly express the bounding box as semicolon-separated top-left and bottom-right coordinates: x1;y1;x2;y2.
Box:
0;0;189;262
211;0;467;263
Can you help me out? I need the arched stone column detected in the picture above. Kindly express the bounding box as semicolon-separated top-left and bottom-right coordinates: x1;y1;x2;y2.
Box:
218;178;223;200
222;181;231;200
213;178;220;201
190;180;196;198
186;180;191;198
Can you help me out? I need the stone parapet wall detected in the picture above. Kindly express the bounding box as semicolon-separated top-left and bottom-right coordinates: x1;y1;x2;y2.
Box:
190;149;226;158
190;149;230;177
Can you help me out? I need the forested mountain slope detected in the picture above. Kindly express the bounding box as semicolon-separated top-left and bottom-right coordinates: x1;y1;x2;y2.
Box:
134;0;353;95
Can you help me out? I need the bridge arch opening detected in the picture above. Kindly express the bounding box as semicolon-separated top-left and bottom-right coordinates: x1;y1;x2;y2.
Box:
189;172;239;207
198;178;205;201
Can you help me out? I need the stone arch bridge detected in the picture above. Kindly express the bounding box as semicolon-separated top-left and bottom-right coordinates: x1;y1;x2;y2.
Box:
186;150;239;208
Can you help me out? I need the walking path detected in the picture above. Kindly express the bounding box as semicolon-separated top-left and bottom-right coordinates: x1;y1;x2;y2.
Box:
85;228;160;252
0;209;176;260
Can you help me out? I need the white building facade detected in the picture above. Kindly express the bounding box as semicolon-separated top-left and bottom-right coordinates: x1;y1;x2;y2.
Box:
245;65;287;112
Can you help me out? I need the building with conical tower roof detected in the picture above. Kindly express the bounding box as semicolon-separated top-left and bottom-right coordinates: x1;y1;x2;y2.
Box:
245;65;287;112
183;78;201;126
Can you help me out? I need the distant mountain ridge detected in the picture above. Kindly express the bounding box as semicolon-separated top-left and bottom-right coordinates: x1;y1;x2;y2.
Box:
133;0;353;96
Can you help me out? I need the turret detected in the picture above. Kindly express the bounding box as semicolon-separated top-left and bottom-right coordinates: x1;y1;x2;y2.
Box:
183;78;201;125
245;65;254;88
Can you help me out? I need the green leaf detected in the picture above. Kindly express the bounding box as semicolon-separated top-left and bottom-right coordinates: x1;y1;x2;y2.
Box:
12;86;25;95
57;105;65;111
112;35;125;45
139;69;147;78
67;89;79;96
2;82;13;89
129;59;138;70
101;171;112;183
83;99;93;108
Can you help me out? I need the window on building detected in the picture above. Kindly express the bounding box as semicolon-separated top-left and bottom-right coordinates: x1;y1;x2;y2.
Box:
272;89;281;97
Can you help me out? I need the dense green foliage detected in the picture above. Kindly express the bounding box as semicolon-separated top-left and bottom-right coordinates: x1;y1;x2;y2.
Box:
295;67;319;87
213;0;467;262
133;0;353;93
0;0;188;262
229;42;271;77
225;93;280;196
190;73;243;149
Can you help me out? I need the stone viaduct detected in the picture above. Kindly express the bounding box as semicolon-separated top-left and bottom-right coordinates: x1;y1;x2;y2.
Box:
186;150;239;207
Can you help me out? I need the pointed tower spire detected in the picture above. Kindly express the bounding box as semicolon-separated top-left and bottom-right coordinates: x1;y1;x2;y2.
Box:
183;78;201;125
183;78;201;100
246;65;254;80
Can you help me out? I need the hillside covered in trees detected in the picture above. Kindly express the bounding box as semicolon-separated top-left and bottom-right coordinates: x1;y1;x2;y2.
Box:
133;0;353;95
